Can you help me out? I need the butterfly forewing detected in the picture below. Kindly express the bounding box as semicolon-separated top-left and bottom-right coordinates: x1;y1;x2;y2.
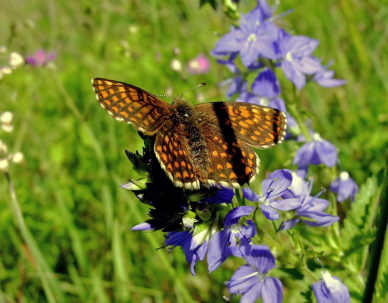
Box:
195;102;287;149
93;78;172;135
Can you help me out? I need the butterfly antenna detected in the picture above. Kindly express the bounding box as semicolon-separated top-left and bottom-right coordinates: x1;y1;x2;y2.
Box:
180;83;206;98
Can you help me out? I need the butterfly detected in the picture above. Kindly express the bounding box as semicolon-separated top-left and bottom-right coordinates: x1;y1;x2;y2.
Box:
92;78;287;190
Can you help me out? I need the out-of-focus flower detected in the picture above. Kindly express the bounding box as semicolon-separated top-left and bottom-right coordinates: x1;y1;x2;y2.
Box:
0;111;13;124
1;111;14;132
25;49;56;67
11;152;24;163
0;140;8;155
244;169;301;220
330;171;359;202
227;245;283;303
0;158;9;172
187;54;211;74
1;66;12;75
312;271;350;303
171;58;182;72
9;52;24;68
313;62;347;88
293;133;338;178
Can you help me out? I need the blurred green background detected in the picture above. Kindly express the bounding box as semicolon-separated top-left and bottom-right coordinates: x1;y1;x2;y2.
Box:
0;0;387;302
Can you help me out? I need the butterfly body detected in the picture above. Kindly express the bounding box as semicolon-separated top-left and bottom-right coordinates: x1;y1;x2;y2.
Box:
92;78;287;190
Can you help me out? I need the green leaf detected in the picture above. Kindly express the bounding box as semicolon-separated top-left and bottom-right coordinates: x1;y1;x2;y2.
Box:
341;176;379;252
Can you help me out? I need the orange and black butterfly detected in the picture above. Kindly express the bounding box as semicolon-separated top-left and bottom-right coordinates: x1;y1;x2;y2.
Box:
92;78;287;190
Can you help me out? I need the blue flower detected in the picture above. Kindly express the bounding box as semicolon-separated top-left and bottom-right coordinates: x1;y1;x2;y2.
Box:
204;188;235;204
132;222;155;231
213;6;279;67
280;174;339;230
227;245;283;303
277;31;322;89
236;68;280;104
293;133;338;178
165;230;212;275
243;169;301;220
312;271;350;303
208;206;256;273
251;68;281;99
313;62;347;88
330;171;359;202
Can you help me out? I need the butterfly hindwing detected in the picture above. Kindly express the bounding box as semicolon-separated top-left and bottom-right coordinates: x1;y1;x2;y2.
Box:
93;78;172;135
154;120;200;189
196;111;260;187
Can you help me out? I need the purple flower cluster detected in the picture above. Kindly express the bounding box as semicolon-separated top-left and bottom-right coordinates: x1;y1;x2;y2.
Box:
213;1;345;91
163;192;285;302
133;169;341;302
212;0;358;201
243;169;339;229
126;1;356;302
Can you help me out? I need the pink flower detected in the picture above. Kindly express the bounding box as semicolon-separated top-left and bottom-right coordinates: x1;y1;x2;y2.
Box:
187;54;211;74
25;50;56;67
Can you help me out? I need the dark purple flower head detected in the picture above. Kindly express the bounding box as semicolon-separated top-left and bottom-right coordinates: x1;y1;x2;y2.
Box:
208;206;256;272
227;245;283;303
312;271;350;303
280;175;340;230
25;49;56;67
293;133;338;178
330;171;359;202
243;169;301;220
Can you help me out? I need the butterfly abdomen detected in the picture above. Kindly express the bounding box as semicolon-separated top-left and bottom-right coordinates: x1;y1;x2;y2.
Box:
172;100;210;181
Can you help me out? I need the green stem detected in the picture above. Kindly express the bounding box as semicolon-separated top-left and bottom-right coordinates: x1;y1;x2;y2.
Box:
4;171;64;303
363;161;388;303
288;102;312;141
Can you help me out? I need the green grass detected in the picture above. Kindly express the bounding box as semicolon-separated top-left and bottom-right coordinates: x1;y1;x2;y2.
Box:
1;0;387;302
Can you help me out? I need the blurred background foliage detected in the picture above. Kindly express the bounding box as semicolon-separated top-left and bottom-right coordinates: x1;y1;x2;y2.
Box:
0;0;387;302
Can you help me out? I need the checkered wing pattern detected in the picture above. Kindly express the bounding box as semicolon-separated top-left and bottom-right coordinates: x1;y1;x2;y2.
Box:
154;120;200;189
203;133;259;187
92;78;172;135
195;102;287;149
194;102;287;187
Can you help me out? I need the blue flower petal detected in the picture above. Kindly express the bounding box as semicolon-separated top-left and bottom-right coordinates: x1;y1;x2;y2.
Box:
243;245;275;273
243;188;261;201
312;271;350;303
261;277;284;303
261;204;280;220
225;206;256;226
208;229;233;273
